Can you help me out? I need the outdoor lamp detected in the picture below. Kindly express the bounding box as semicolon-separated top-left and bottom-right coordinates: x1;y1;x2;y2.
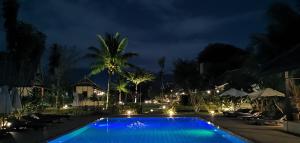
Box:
206;90;211;94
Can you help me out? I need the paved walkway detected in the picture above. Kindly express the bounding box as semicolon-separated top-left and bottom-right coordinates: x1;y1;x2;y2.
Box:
200;114;300;143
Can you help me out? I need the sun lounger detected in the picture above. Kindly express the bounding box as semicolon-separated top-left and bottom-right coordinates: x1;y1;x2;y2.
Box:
223;109;252;117
7;118;28;130
238;111;261;120
0;128;9;136
248;115;286;125
35;113;71;122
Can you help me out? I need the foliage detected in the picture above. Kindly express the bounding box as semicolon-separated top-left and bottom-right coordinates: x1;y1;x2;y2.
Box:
113;79;129;102
48;44;80;87
197;43;249;86
124;69;155;89
180;95;190;106
173;59;201;91
86;32;137;109
87;33;137;76
114;80;129;94
105;103;139;114
190;92;222;112
124;68;155;104
21;89;46;114
249;2;300;65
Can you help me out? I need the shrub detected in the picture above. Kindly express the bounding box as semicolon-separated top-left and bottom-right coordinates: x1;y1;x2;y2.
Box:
180;95;190;106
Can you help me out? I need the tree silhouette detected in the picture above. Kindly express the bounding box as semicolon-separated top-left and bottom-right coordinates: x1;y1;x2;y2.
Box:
158;56;165;97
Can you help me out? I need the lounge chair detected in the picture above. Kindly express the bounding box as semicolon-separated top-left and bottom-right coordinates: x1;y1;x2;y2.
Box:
35;113;71;122
238;111;262;120
7;118;28;130
223;109;252;117
21;115;49;130
0;128;9;136
248;114;286;125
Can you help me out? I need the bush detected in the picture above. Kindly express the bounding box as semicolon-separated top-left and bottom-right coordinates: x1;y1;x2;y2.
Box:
180;95;190;106
190;92;222;112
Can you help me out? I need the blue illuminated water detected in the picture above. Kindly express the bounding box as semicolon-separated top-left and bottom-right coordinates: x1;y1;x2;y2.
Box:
48;117;248;143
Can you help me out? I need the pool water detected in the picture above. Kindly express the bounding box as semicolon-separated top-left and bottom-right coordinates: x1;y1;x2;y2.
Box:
48;117;248;143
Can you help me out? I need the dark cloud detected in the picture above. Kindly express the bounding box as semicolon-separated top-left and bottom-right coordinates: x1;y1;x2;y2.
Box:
0;0;296;73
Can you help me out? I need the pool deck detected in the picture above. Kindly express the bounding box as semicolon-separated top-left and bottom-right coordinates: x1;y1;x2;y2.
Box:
198;114;300;143
0;115;100;143
1;113;300;143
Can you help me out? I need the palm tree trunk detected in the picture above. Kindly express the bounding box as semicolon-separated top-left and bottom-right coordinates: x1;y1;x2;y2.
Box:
134;84;138;103
161;75;164;97
119;91;122;103
106;73;111;109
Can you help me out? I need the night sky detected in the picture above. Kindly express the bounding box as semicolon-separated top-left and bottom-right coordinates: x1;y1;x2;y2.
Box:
0;0;296;73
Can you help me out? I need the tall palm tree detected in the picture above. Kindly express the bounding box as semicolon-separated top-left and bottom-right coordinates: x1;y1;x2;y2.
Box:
86;32;137;109
125;69;155;104
113;80;129;103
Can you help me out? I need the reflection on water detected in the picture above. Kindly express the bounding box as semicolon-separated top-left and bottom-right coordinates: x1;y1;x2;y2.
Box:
127;121;146;129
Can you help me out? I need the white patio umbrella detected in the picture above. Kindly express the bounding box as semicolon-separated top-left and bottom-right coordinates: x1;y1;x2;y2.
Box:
72;92;79;106
11;88;22;111
248;88;285;99
0;86;13;114
249;88;285;113
219;88;248;97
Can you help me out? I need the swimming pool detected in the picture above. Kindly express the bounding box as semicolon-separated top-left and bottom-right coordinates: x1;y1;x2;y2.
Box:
48;117;248;143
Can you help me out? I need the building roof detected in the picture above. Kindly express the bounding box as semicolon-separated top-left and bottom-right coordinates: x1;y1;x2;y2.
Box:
74;77;102;90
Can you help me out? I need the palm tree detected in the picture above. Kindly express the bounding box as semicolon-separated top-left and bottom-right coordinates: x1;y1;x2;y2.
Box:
158;57;165;97
125;69;155;104
113;80;129;103
86;32;137;109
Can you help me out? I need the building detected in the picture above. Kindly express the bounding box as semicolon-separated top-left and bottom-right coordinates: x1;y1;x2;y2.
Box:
73;77;105;106
74;77;104;97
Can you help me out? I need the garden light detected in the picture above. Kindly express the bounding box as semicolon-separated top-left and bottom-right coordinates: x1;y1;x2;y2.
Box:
118;101;124;105
6;122;12;127
145;100;152;104
206;90;211;94
209;110;215;116
126;110;132;116
168;108;176;117
63;104;69;109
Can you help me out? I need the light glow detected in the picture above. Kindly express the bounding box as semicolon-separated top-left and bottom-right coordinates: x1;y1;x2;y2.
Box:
167;108;176;117
209;110;215;116
126;110;132;116
206;90;211;94
63;104;69;109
